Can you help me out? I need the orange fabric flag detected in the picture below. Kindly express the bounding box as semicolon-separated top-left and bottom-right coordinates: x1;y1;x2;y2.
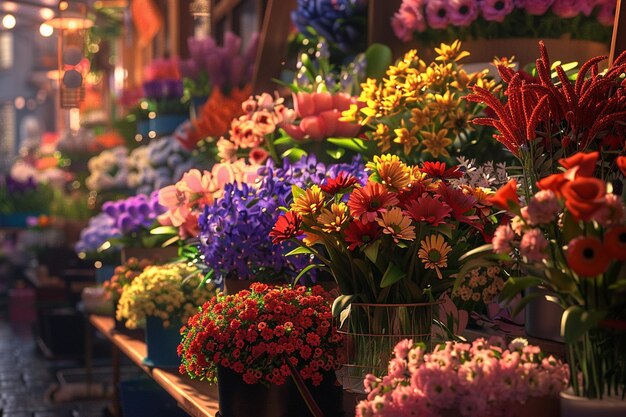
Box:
131;0;163;47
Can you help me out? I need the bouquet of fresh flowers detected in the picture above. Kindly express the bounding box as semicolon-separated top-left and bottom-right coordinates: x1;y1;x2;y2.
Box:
0;175;54;215
392;0;615;44
116;262;214;329
272;154;499;305
75;213;120;257
85;147;130;192
102;257;152;302
341;41;500;164
481;152;626;399
355;337;569;417
178;282;343;386
142;58;188;116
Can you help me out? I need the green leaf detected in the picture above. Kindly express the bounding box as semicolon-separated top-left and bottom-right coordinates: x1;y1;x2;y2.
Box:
273;136;294;146
292;264;323;286
459;244;495;262
285;246;315;257
282;148;308;162
499;276;545;304
326;148;345;160
380;263;406;288
365;43;392;79
150;226;178;235
363;240;380;264
332;294;356;318
291;184;305;200
327;137;370;152
161;235;180;248
561;306;605;344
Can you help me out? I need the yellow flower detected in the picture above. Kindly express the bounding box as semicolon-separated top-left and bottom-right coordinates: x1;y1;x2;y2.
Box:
410;107;433;131
393;121;419;155
340;103;361;123
443;108;472;133
291;185;326;217
421;129;452;158
372;123;392;153
368;154;411;191
435;40;470;62
376;207;416;243
418;234;452;279
315;202;349;233
426;90;458;116
492;55;516;69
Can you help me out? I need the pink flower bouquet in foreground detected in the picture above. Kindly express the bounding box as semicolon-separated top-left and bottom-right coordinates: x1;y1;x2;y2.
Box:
356;337;568;417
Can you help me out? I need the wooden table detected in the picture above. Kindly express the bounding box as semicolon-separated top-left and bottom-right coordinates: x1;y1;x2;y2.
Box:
88;315;219;417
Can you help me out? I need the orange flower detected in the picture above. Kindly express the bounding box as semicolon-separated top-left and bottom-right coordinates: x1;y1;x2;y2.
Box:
561;177;606;221
617;156;626;177
559;152;598;177
537;172;569;196
487;179;519;210
567;236;610;277
604;226;626;261
376;207;415;243
291;185;326;217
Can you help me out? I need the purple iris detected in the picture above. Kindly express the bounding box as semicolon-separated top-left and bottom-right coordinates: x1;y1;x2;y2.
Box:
480;0;515;22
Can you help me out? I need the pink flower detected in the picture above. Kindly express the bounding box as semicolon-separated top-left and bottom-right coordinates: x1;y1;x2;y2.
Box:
526;190;561;225
447;0;480;27
480;0;515;22
217;137;238;162
591;193;625;226
392;1;427;41
282;92;361;141
249;148;270;165
597;1;616;26
158;184;189;226
393;339;413;360
519;228;548;262
517;0;554;15
492;224;514;254
552;0;583;18
425;0;450;29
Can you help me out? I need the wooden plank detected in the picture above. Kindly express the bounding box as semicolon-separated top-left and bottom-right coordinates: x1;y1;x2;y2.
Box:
252;0;296;93
610;0;626;65
89;315;219;417
213;0;244;21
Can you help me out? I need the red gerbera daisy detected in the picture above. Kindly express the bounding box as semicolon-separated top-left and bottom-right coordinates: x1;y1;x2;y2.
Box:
405;195;452;226
270;211;303;244
320;172;359;195
567;236;610;277
343;220;382;250
420;161;463;181
436;183;478;226
347;182;399;223
397;182;428;209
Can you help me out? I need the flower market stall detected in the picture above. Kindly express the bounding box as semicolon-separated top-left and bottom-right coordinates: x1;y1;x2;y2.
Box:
0;1;626;417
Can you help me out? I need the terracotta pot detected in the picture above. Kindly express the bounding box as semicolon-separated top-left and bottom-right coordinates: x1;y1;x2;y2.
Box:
217;365;344;417
560;389;626;417
121;247;178;264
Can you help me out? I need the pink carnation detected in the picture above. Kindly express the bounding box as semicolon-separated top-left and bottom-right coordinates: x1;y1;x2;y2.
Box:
526;189;560;225
519;228;548;262
591;193;625;226
492;225;514;254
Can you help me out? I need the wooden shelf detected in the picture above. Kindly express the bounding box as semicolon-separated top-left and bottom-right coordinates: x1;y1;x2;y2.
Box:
89;315;219;417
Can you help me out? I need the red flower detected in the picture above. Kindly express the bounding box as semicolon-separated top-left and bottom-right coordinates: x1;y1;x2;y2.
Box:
567;236;610;277
270;211;303;244
347;182;399;223
537;172;570;196
420;161;463;180
405;195;452;226
437;183;479;227
561;177;606;221
604;226;626;261
559;152;599;177
617;156;626;177
343;219;382;250
320;172;359;194
487;179;519;210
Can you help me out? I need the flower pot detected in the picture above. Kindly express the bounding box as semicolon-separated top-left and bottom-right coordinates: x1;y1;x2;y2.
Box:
560;389;626;417
143;316;181;368
525;286;564;342
137;120;150;138
0;212;41;228
121;247;178;264
190;95;208;120
217;365;344;417
149;114;188;137
337;302;438;393
95;264;116;284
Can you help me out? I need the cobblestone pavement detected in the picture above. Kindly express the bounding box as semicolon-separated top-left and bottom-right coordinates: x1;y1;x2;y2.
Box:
0;314;109;417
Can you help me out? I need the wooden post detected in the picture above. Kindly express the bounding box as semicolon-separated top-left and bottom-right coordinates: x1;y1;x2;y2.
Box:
251;0;296;94
610;0;625;65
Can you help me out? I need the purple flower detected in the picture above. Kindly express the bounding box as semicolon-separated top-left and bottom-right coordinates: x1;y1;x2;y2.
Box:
426;0;450;29
551;0;581;17
447;0;480;26
597;1;616;26
515;0;554;15
480;0;515;22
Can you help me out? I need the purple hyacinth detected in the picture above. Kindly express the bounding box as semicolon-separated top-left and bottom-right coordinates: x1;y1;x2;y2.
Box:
102;192;165;236
425;0;450;29
447;0;480;26
480;0;515;22
4;175;37;195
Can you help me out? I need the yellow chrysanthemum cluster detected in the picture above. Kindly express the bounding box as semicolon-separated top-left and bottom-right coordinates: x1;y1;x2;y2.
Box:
343;40;498;161
116;263;215;329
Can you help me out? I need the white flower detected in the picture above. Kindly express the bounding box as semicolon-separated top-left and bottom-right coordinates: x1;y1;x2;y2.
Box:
508;338;528;352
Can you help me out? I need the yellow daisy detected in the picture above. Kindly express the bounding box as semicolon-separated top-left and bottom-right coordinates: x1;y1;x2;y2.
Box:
290;185;326;217
376;207;416;243
315;203;349;234
367;154;412;191
418;234;452;279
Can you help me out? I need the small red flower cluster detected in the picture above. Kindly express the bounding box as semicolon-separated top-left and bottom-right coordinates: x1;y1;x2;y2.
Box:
178;283;343;386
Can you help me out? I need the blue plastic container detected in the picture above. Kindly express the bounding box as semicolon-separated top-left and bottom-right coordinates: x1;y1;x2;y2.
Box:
143;316;181;368
0;212;40;228
137;120;150;138
150;114;188;137
120;377;189;417
95;264;117;284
